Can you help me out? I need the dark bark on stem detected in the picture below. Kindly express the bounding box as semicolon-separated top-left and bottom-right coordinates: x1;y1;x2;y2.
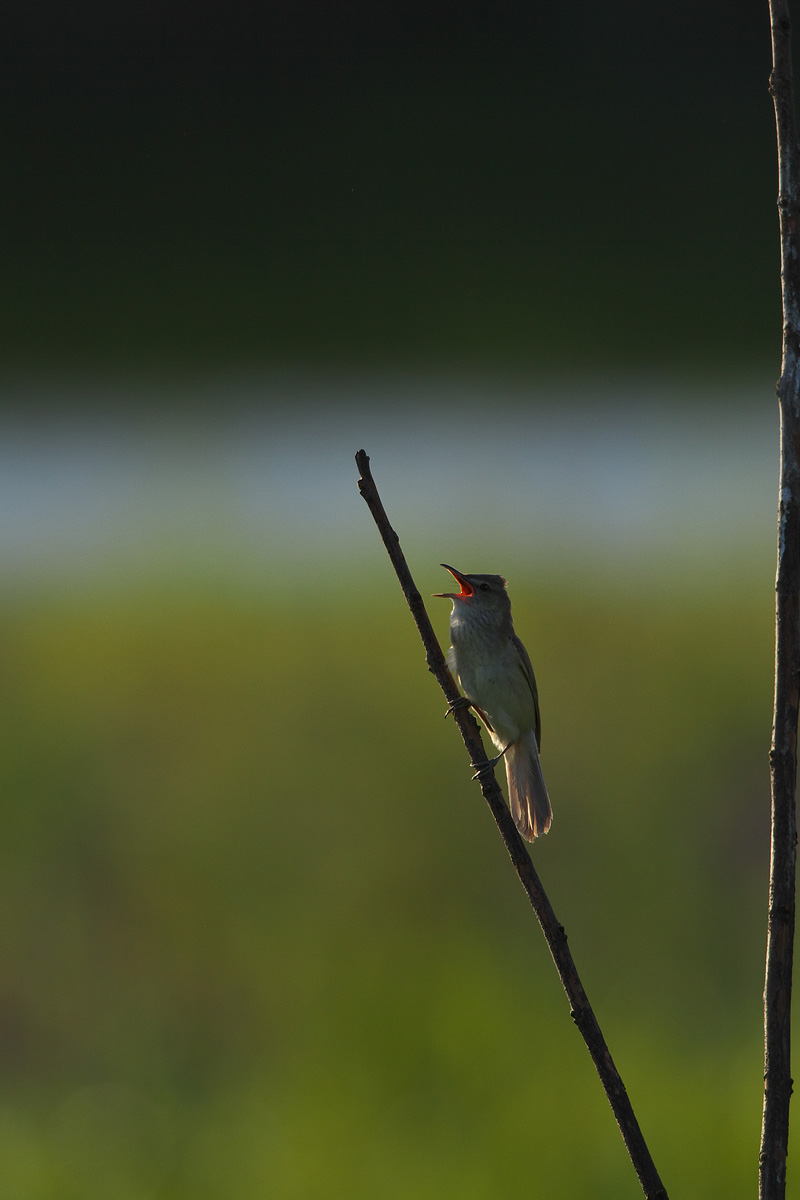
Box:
356;448;669;1200
762;5;800;1197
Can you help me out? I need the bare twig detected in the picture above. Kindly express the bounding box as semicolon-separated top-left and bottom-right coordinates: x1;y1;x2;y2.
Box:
761;5;800;1197
356;448;668;1200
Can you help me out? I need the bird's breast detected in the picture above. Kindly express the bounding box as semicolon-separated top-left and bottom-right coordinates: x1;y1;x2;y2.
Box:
449;621;536;745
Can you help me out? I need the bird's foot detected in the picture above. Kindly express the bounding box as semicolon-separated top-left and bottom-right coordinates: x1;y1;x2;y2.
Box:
471;743;512;780
444;695;471;720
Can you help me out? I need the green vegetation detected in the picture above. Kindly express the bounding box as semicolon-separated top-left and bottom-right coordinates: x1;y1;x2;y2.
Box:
0;574;788;1197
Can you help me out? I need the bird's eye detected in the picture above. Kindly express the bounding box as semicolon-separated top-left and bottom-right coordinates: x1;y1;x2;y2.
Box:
479;583;490;592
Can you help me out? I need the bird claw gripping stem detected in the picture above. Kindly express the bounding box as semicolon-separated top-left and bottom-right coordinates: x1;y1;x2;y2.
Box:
444;695;472;719
471;743;512;780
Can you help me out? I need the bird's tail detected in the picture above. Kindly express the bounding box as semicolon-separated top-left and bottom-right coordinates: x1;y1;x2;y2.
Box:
505;729;552;841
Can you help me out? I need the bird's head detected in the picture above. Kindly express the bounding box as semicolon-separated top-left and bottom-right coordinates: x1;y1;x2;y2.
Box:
433;564;510;614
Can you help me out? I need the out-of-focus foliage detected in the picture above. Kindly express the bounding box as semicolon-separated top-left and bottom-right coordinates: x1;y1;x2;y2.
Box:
0;573;784;1198
1;1;778;375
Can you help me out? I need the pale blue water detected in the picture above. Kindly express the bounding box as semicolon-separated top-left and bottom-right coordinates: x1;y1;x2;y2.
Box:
0;373;778;590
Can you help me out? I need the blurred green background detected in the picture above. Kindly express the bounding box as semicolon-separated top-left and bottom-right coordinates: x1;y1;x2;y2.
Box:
0;0;781;375
0;2;795;1197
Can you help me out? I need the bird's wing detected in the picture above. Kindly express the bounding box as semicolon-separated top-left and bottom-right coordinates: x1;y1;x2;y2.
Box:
512;633;542;749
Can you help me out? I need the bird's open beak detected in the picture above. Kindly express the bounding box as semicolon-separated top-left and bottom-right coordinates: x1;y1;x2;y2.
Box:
432;563;474;599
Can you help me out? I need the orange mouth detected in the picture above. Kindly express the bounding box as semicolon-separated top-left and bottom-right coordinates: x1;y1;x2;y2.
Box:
432;564;473;599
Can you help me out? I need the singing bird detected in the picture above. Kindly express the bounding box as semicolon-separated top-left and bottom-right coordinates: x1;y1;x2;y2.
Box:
434;564;552;840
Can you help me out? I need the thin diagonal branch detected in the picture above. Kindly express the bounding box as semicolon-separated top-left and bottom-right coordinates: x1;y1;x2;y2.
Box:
356;448;668;1200
761;4;800;1197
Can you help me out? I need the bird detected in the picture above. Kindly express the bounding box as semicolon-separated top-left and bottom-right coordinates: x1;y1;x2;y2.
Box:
433;564;552;840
